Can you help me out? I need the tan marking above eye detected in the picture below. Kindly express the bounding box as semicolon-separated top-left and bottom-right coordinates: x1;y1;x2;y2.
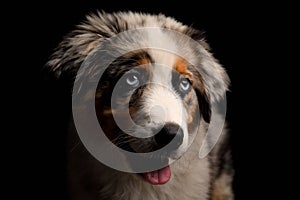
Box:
135;57;150;66
174;58;193;79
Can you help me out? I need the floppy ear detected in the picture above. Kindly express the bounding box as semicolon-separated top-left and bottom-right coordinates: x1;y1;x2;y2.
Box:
187;27;230;103
189;33;230;123
198;47;230;103
46;12;122;79
191;71;212;123
196;88;211;123
46;29;104;79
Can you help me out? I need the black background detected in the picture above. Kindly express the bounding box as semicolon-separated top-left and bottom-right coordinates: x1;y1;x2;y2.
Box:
8;1;295;199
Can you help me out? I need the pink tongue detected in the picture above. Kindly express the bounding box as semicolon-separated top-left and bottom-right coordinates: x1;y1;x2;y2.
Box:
142;165;171;185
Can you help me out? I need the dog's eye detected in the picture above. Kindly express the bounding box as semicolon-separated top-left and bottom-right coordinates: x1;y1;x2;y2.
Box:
126;74;140;87
179;78;190;92
117;69;147;94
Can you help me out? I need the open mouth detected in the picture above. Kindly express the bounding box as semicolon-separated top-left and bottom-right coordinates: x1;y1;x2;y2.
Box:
115;123;183;185
141;165;171;185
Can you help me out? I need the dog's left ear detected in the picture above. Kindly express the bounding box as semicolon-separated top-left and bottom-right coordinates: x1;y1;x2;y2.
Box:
187;61;211;123
195;85;212;123
189;32;230;123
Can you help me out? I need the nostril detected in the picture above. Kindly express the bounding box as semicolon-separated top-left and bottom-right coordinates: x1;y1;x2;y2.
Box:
154;123;184;149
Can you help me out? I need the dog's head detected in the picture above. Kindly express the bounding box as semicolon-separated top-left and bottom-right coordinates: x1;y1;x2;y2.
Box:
47;12;229;185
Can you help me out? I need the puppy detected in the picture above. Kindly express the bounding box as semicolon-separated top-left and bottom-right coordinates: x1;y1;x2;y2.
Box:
47;11;234;200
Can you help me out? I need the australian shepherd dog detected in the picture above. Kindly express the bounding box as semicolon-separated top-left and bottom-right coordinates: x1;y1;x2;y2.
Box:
47;11;234;200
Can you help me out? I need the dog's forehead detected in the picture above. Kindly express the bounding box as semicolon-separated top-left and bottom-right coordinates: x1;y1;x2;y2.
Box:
149;49;177;68
143;29;192;80
142;28;179;69
149;50;176;84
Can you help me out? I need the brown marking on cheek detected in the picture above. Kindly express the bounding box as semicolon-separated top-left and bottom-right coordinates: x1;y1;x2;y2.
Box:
102;108;113;115
82;90;95;102
129;106;137;117
96;106;131;142
185;90;198;124
96;106;136;150
97;114;115;140
174;58;193;78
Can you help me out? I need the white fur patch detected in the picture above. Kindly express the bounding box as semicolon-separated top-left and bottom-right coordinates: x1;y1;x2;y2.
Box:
137;62;189;156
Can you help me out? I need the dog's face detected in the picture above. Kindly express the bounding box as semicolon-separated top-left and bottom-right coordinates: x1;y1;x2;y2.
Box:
95;49;210;160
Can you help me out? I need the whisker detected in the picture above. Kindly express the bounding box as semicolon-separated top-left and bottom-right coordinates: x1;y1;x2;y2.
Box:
70;141;81;152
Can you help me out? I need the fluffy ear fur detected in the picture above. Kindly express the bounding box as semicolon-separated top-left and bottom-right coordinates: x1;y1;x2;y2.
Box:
185;31;229;122
193;80;212;123
185;27;230;104
46;12;119;78
195;49;230;123
195;41;230;103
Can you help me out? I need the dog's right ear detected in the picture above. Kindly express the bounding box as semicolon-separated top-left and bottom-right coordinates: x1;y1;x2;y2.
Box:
45;12;121;79
46;31;104;80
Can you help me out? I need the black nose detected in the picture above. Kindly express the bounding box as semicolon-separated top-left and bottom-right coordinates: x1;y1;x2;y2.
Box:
154;123;184;150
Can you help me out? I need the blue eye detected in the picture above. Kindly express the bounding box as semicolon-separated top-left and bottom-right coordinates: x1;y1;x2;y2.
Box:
179;78;190;92
126;74;140;87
